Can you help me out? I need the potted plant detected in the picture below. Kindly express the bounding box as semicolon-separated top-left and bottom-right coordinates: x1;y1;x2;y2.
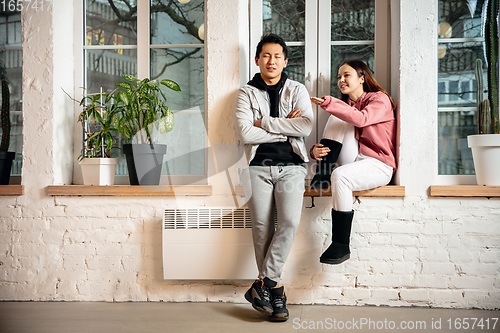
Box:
0;77;15;185
77;89;120;186
114;74;180;185
467;0;500;185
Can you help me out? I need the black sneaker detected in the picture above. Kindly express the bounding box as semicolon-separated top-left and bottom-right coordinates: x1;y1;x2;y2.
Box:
244;279;273;316
269;285;289;322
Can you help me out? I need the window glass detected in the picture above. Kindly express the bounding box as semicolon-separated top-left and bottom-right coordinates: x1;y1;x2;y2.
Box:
85;49;138;94
330;45;374;98
330;0;375;97
0;12;22;176
151;0;204;45
150;0;205;177
262;0;305;83
84;0;206;181
286;46;306;84
84;0;139;177
438;0;484;39
437;0;487;175
331;0;375;41
438;42;485;107
262;0;305;42
260;1;375;92
438;111;475;175
85;0;137;46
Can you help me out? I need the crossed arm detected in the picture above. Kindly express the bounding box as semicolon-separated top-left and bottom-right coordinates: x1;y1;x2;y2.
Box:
253;108;301;127
234;86;313;144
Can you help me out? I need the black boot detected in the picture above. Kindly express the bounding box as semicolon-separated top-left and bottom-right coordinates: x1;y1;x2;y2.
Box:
310;139;342;190
320;209;354;265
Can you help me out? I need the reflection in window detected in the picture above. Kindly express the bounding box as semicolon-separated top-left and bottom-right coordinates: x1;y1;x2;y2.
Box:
330;0;375;98
263;1;305;42
330;45;374;99
437;0;488;175
263;0;305;83
150;0;205;177
461;81;472;102
261;0;375;92
85;49;138;94
85;0;138;94
331;0;375;42
0;12;22;177
85;0;137;46
84;0;138;177
84;0;206;181
438;82;446;103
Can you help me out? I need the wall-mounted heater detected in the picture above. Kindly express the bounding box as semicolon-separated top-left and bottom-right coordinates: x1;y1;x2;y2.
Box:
162;208;258;279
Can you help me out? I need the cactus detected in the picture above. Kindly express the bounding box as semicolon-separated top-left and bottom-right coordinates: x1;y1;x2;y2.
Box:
475;0;499;135
0;78;10;152
475;59;485;133
480;99;491;134
483;0;499;134
475;58;492;134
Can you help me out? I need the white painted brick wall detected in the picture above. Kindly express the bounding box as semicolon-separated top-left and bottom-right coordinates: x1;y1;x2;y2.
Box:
5;196;496;308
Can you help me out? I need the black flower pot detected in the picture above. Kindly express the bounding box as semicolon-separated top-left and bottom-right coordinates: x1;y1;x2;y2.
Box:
0;151;15;185
123;144;167;185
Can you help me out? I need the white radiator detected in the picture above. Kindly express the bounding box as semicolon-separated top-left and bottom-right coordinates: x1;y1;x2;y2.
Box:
162;208;258;279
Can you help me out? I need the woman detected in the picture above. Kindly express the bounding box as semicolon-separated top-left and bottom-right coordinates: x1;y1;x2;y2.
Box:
310;59;396;265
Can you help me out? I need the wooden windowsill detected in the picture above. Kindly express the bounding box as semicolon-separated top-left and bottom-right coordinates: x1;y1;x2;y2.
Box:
47;185;212;196
0;185;24;196
234;185;405;197
305;185;405;197
429;185;500;197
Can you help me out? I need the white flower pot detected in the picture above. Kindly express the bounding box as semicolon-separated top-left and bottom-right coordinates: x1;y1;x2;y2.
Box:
79;158;119;186
467;134;500;186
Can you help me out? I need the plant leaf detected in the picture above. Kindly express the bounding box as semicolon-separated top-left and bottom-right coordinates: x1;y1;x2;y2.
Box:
161;79;181;91
159;111;174;134
115;82;132;90
147;80;158;88
122;74;140;83
117;91;129;105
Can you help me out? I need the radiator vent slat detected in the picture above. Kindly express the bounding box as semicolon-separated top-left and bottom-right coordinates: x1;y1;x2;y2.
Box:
164;208;252;230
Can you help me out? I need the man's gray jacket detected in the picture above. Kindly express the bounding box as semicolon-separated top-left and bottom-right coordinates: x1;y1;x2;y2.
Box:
234;78;314;166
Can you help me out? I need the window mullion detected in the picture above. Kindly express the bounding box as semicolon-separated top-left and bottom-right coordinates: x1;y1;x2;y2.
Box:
249;0;263;79
316;0;330;143
75;0;84;98
137;0;150;79
375;0;391;92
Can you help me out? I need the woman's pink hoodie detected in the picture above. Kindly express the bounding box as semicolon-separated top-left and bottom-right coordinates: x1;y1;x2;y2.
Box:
319;91;397;171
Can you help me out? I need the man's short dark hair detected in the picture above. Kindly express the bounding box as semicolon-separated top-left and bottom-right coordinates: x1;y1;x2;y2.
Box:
255;34;288;59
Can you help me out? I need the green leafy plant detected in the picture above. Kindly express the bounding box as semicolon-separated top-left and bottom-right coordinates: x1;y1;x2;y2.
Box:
77;90;120;161
475;0;499;134
0;78;10;152
114;75;180;144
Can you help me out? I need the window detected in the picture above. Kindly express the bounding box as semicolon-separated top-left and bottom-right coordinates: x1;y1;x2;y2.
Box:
150;0;205;181
0;9;23;181
80;0;206;184
437;0;487;178
250;0;389;176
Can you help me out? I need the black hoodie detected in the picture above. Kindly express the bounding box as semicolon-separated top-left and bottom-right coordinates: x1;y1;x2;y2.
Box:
247;73;304;166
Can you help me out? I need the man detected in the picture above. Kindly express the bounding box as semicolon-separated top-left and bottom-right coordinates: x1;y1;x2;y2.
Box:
234;34;313;322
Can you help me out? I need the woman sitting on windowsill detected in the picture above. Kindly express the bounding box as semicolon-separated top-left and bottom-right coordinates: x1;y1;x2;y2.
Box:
309;59;397;265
